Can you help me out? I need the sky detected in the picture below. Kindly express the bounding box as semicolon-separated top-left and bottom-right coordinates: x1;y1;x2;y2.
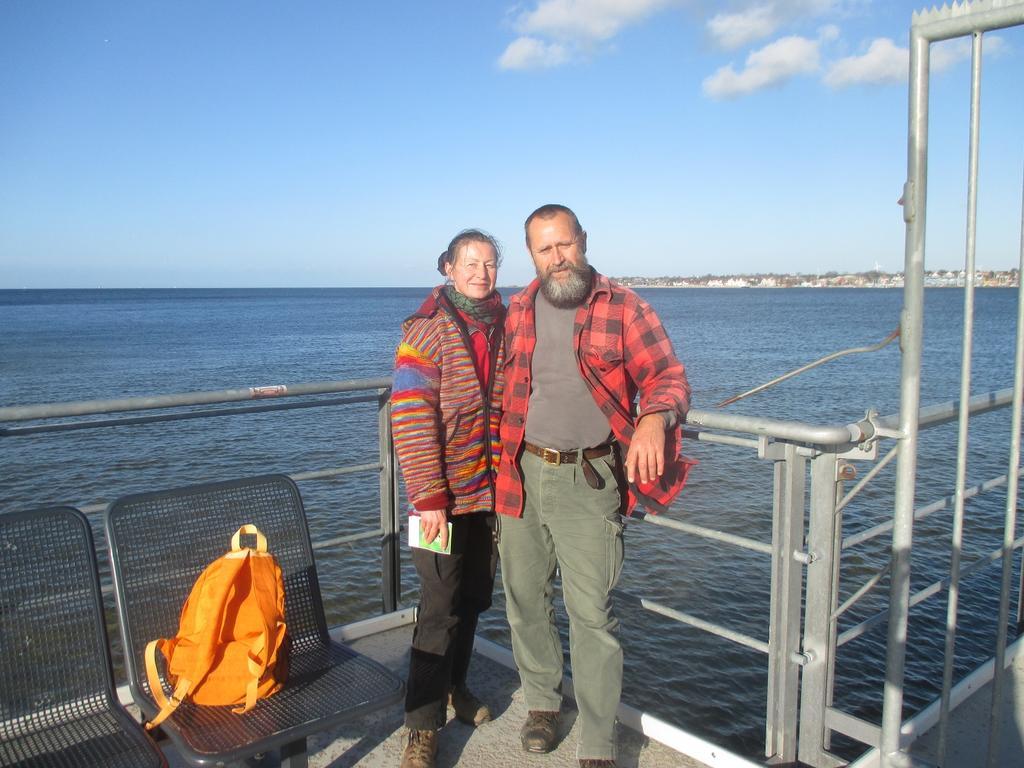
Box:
1;0;1022;288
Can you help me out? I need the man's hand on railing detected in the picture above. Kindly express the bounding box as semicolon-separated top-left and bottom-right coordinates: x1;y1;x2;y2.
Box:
626;413;668;485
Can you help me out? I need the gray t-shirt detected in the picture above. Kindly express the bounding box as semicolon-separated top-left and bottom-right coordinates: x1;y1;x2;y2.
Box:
524;291;613;450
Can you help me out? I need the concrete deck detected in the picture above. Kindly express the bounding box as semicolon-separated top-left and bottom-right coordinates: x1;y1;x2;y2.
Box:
847;638;1024;768
909;646;1024;768
148;621;1024;767
159;622;716;768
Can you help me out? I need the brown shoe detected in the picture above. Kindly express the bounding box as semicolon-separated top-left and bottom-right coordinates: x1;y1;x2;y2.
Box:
521;710;560;753
449;685;491;726
400;729;438;768
579;760;617;768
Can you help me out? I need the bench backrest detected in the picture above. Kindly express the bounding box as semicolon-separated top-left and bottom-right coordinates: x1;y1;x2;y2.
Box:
105;475;330;702
0;507;116;730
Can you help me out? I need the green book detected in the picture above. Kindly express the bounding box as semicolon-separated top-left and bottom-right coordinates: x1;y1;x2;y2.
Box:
408;516;452;555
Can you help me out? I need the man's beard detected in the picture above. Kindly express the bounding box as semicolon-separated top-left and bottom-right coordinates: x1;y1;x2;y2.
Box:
539;260;592;308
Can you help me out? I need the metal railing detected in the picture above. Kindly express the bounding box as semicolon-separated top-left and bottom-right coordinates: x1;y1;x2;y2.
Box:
4;374;1020;767
626;389;1018;767
0;378;404;613
880;3;1024;767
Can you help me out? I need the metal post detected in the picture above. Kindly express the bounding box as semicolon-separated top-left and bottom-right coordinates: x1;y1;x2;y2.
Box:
879;24;929;768
938;29;983;766
985;139;1024;768
378;389;401;613
798;450;844;768
824;463;844;753
1018;546;1024;633
765;443;805;762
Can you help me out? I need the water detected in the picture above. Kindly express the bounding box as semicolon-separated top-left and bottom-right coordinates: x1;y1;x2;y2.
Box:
1;286;1020;761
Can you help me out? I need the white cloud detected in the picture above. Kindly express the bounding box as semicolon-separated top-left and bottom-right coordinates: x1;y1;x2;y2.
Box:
932;39;972;72
818;23;839;42
822;35;1006;88
499;36;570;70
708;6;780;50
515;0;679;42
824;37;906;86
499;0;681;69
703;34;822;98
707;0;841;50
930;35;1006;71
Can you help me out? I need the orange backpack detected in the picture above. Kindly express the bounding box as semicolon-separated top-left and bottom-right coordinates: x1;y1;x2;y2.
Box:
144;524;289;729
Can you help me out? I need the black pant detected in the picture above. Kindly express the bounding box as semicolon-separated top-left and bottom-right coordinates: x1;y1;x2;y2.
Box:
405;512;497;729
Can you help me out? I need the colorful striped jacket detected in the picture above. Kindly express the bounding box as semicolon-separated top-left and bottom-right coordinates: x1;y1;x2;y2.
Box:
496;271;692;518
391;287;505;516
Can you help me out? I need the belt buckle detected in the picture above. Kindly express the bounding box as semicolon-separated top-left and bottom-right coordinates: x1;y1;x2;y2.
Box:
540;447;562;465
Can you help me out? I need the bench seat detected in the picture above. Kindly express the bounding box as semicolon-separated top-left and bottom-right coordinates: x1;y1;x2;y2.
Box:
0;506;166;768
105;475;404;767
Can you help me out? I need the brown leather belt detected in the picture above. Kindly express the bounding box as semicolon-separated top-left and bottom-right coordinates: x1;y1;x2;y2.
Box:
523;441;614;466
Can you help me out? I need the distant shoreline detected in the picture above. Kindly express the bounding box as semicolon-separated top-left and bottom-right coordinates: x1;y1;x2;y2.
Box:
620;283;1014;289
1;273;1020;292
615;269;1019;289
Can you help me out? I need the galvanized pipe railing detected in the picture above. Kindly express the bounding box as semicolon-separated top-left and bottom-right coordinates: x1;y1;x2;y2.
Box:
1;388;872;445
0;395;382;436
881;4;1024;767
940;34;983;760
837;533;1024;651
1;377;402;612
872;387;1016;433
767;442;806;762
4;374;1021;766
882;12;931;763
988;115;1024;768
0;377;393;424
842;473;1011;551
643;397;1019;766
685;408;871;447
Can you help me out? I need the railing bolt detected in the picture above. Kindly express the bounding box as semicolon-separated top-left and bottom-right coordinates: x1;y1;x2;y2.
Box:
793;550;818;565
790;650;814;666
838;461;857;481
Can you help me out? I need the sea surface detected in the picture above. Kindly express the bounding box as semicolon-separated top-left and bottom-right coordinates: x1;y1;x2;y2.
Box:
1;286;1020;761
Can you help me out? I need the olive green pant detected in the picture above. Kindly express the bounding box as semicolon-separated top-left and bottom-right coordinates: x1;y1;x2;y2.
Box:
497;448;625;761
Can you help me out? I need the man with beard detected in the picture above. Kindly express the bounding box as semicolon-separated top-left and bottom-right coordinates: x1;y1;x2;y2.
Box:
495;204;692;768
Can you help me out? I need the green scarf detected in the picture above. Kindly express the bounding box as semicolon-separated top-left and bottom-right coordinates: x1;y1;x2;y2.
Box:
444;285;503;326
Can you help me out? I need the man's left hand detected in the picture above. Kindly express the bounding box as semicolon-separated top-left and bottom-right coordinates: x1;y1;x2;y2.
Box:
625;412;667;486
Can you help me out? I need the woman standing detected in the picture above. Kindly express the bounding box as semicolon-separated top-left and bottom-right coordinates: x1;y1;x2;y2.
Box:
391;229;504;768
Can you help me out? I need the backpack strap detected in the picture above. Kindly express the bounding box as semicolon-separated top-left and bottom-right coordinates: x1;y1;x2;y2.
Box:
231;523;267;553
230;523;274;715
144;638;192;730
234;630;268;714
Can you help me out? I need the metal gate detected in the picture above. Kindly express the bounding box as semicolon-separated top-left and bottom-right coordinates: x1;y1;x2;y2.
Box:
794;3;1024;766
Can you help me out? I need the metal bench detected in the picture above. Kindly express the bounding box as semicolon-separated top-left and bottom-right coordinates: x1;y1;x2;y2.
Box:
105;474;404;767
0;506;167;768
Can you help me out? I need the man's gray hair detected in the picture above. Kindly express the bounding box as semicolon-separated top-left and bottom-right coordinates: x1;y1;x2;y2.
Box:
436;229;503;276
524;204;584;246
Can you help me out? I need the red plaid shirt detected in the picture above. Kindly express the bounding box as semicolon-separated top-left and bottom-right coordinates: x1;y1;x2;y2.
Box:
495;271;693;518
